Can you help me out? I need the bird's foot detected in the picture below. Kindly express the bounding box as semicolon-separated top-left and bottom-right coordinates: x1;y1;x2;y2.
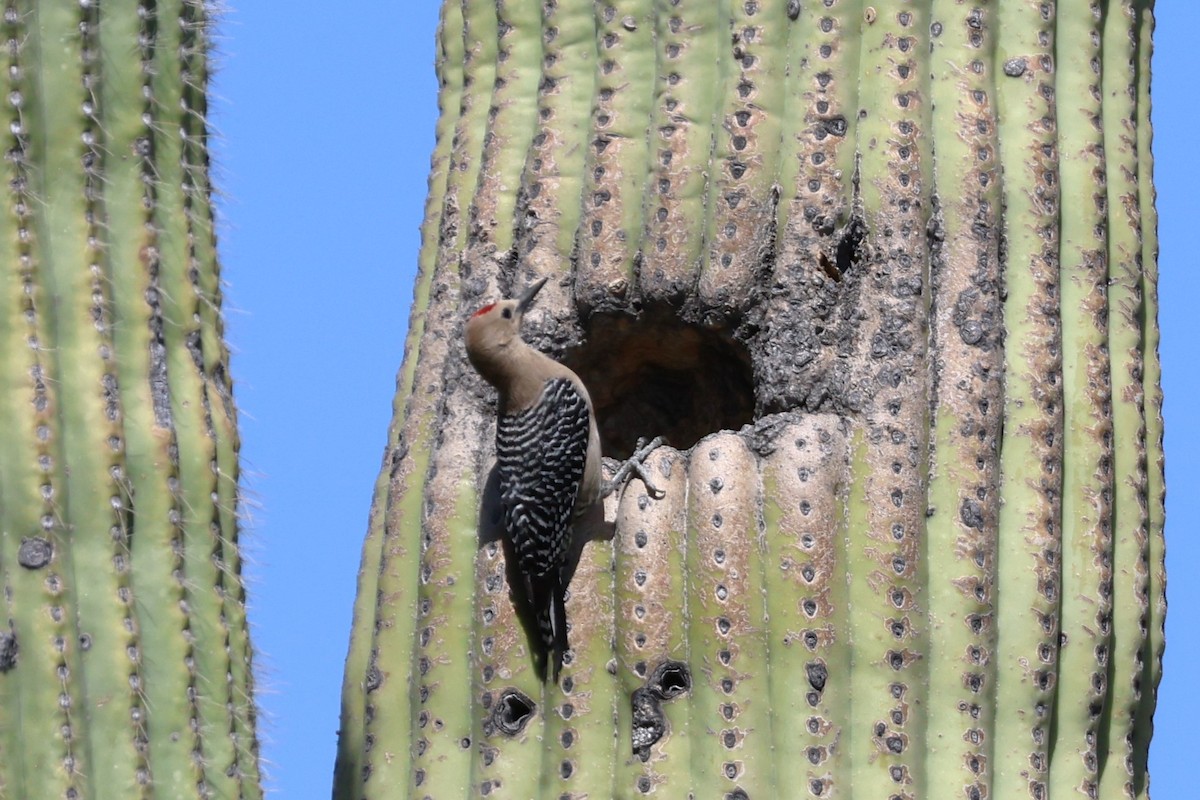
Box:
601;436;667;500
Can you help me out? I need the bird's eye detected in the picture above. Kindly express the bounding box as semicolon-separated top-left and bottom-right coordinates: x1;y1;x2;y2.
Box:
502;308;513;319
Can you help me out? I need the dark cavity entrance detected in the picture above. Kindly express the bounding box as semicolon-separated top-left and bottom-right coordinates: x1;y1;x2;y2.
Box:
565;310;755;459
491;689;536;737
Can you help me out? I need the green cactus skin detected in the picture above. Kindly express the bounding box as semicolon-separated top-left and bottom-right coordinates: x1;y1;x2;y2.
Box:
847;3;935;796
538;511;618;798
761;418;849;796
639;0;726;305
409;464;480;797
0;2;259;798
613;448;690;795
775;0;859;250
337;1;1164;798
512;0;594;319
1133;6;1164;799
697;0;786;317
684;435;773;796
1051;2;1114;796
924;4;1004;798
575;1;652;313
992;5;1065;800
463;0;542;287
1099;2;1151;797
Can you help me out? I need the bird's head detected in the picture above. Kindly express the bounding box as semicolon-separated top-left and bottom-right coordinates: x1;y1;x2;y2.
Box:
465;276;548;376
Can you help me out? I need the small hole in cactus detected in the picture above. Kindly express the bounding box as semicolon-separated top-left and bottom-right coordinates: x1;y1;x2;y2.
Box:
651;660;691;700
491;689;536;737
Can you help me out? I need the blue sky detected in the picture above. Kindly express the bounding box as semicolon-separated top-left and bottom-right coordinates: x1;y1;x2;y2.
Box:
212;3;1199;797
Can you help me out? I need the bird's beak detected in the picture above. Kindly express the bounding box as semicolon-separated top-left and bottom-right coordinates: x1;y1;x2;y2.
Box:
517;276;548;314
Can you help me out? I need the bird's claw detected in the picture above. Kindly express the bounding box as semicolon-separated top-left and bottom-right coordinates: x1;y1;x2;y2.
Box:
602;436;667;500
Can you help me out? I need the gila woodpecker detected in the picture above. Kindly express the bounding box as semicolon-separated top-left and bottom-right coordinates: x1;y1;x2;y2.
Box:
465;276;663;683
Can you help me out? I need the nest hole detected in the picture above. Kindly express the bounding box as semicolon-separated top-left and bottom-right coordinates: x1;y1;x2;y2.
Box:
566;310;755;459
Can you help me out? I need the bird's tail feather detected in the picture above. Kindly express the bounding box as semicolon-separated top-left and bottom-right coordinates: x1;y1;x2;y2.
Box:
536;579;569;683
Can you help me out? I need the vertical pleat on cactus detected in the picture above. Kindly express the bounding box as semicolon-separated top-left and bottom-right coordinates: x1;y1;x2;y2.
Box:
336;1;1164;799
0;3;259;798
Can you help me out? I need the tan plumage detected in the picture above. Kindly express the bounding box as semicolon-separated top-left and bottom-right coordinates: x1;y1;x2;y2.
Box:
465;277;602;510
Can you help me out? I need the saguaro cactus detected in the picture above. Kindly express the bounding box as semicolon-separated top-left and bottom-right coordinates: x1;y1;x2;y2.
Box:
0;3;260;798
336;1;1164;798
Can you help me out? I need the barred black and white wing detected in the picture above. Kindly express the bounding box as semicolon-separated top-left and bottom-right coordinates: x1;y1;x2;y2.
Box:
495;377;591;681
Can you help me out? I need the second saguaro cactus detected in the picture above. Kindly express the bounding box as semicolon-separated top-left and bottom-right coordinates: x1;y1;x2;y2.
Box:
0;3;259;798
336;1;1164;799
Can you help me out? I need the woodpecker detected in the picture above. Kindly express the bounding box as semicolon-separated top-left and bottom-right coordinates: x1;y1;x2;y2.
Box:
465;277;662;683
